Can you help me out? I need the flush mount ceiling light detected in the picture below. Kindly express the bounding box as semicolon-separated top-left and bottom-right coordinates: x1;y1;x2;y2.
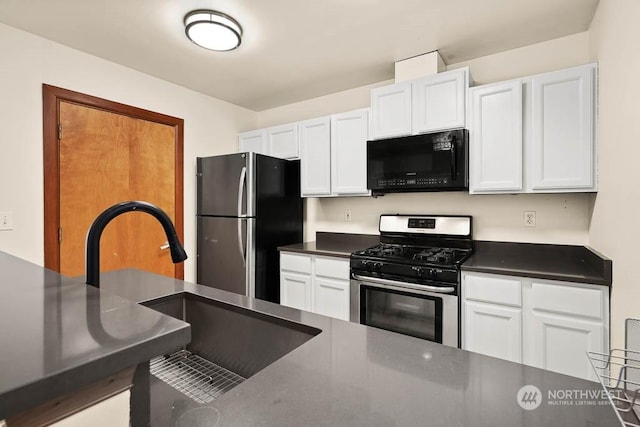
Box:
184;9;242;52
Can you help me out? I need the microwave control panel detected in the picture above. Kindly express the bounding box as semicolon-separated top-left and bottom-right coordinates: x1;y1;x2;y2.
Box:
376;177;449;187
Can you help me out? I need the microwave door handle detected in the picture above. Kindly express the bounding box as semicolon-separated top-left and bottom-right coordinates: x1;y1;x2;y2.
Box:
450;138;457;179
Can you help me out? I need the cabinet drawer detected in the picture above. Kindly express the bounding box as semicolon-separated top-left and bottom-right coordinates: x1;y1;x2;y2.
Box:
280;252;312;274
315;256;350;280
531;282;604;319
463;273;522;307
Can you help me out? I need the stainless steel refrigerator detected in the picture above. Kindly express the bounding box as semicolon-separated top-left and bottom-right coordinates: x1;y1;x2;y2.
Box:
196;153;302;303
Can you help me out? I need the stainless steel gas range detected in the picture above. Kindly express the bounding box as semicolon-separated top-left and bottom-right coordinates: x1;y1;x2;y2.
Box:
350;214;473;347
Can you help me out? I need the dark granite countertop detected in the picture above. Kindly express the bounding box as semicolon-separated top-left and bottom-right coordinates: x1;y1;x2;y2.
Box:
462;241;612;286
92;268;618;427
278;232;379;258
0;252;191;420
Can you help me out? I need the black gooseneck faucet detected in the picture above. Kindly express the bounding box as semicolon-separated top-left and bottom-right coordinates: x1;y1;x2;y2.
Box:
85;201;188;287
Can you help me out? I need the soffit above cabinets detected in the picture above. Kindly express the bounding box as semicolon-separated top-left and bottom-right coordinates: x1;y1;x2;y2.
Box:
0;0;599;111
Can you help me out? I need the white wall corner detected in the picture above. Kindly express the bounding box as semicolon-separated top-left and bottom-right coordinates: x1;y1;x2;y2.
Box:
394;51;446;82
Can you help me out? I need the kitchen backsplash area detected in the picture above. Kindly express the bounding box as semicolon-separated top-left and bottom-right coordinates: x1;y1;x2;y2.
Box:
305;191;591;244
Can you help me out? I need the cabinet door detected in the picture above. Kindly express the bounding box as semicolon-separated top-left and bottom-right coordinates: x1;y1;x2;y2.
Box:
528;64;595;191
299;117;331;196
370;82;412;139
280;271;312;311
469;80;523;193
313;277;350;321
526;311;604;381
331;109;370;195
238;129;267;154
412;68;468;133
267;123;299;159
464;301;522;363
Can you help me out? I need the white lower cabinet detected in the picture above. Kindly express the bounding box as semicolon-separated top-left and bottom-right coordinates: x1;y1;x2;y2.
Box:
464;301;522;363
280;271;312;311
280;251;350;321
462;271;609;381
314;277;350;320
526;311;604;381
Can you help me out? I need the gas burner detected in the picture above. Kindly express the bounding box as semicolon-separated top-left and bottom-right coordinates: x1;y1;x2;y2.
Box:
360;244;405;258
412;248;466;265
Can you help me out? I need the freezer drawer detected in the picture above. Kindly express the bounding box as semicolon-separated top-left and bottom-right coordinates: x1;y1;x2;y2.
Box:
197;216;251;296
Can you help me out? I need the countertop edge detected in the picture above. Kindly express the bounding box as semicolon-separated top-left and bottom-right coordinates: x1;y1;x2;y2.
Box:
278;245;351;259
460;264;612;286
0;325;190;420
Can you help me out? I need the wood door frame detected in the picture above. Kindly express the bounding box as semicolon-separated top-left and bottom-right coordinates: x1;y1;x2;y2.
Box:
43;84;185;279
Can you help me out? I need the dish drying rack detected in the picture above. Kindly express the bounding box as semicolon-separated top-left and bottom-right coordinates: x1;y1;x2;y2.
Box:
588;318;640;426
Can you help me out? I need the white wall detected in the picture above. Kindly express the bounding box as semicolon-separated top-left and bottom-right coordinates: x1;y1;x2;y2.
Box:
588;0;640;356
0;23;257;281
258;32;594;243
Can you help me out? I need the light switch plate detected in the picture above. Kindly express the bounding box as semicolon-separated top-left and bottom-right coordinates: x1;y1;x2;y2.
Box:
0;212;14;230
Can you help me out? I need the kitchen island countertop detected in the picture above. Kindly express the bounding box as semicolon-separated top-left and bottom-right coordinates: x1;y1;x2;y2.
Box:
92;268;618;427
0;252;190;420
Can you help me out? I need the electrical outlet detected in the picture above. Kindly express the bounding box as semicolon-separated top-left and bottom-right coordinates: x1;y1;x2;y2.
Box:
0;212;13;231
344;209;352;222
523;211;536;227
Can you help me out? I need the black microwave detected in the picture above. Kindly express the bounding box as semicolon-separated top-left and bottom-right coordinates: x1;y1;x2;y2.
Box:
367;129;468;195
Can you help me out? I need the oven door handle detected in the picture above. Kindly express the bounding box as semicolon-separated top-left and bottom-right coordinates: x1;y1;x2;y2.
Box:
351;273;456;294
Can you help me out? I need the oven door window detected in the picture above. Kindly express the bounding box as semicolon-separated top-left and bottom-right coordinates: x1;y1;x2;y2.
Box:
360;285;443;342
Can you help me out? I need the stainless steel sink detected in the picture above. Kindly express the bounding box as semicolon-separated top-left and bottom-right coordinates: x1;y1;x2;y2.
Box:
142;292;319;425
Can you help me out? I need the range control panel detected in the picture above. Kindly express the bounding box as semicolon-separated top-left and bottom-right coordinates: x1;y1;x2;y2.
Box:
408;218;436;229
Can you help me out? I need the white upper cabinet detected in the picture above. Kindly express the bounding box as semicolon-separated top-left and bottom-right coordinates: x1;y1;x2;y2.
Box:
468;63;597;194
238;129;267;154
370;82;412;139
299;117;332;197
469;80;523;193
412;68;468;133
267;123;299;159
370;68;470;140
330;109;370;195
527;64;596;191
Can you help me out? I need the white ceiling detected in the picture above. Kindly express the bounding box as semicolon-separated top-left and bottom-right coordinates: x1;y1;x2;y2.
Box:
0;0;599;111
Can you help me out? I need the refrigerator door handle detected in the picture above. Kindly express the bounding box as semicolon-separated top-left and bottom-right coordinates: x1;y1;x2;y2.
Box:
238;218;246;267
237;166;247;218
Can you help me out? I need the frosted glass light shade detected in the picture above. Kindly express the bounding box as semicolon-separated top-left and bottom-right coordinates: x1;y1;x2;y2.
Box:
184;10;242;51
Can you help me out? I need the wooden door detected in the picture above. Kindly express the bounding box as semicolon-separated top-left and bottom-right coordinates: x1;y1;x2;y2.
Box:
43;85;184;279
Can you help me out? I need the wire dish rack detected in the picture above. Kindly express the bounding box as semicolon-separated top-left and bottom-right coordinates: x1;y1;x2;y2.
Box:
588;318;640;427
150;350;246;404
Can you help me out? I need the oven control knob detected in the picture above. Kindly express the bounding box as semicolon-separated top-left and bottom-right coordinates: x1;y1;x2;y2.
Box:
373;262;383;271
428;268;437;278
